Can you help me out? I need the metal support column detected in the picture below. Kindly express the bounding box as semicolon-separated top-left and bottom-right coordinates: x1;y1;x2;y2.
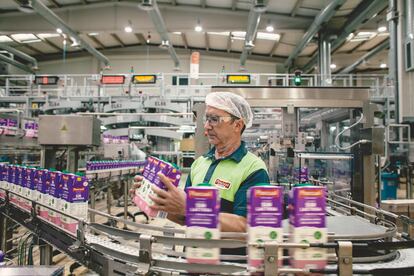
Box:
316;120;330;150
388;0;400;123
39;240;53;265
0;214;11;253
352;103;377;207
107;184;112;216
66;146;79;173
337;241;353;275
264;242;279;276
90;184;96;223
122;175;128;229
318;32;332;86
193;103;209;158
40;147;57;169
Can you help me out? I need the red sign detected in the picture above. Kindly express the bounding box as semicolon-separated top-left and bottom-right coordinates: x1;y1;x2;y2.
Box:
34;76;59;85
101;75;125;84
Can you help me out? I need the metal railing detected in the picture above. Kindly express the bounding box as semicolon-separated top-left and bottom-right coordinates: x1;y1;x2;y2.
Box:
0;73;391;99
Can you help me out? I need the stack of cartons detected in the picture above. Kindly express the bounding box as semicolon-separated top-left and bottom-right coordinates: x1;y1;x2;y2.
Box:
397;176;407;199
381;199;414;237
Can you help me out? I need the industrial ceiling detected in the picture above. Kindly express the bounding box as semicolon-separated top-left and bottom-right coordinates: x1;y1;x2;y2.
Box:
0;0;389;73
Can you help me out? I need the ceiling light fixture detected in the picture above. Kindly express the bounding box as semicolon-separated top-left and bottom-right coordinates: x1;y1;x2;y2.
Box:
245;40;255;50
330;64;337;69
124;26;132;33
380;63;387;68
160;40;170;49
377;26;387;32
146;32;151;43
195;18;203;32
56;28;63;34
346;33;354;41
266;25;274;33
266;20;274;33
124;20;133;33
70;37;80;47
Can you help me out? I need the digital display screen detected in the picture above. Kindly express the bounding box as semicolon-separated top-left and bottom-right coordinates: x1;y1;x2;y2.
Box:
226;75;251;84
34;76;59;85
101;75;125;84
132;75;157;84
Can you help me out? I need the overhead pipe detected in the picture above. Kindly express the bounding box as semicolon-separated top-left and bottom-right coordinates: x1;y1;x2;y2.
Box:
284;0;345;68
240;0;265;68
0;53;34;73
0;44;38;69
139;0;180;69
31;0;110;67
302;0;388;73
406;0;414;39
318;34;332;86
338;39;389;74
388;0;399;123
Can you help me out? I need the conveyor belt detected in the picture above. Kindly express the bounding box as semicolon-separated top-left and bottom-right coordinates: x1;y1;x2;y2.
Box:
2;191;414;275
282;215;390;240
324;247;414;274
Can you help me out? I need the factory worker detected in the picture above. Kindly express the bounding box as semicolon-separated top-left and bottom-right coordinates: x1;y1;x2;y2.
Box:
132;92;269;232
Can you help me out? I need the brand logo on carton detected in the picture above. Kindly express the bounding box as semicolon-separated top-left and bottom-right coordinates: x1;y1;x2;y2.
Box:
299;189;323;197
73;187;85;192
189;190;213;198
214;178;231;190
255;189;279;197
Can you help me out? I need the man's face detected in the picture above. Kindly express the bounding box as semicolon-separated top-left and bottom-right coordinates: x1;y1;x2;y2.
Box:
203;106;243;146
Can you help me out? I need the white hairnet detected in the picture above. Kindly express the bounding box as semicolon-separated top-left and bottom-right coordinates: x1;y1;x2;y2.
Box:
205;92;253;128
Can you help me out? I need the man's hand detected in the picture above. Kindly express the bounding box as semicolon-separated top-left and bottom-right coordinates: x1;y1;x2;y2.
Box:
148;172;186;216
129;174;144;198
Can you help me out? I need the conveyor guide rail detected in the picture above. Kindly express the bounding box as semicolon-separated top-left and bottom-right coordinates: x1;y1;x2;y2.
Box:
1;190;414;275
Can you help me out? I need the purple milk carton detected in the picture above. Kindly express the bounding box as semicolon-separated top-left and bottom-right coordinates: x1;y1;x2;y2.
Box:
135;157;162;216
247;186;283;271
0;118;6;127
16;166;27;209
25;122;35;138
294;167;309;183
59;173;75;231
134;157;181;218
61;174;89;234
149;160;181;218
48;171;62;226
36;169;50;219
185;186;220;264
1;165;10;196
141;157;154;179
147;157;160;182
5;119;17;135
0;164;6;200
8;165;18;205
21;167;36;211
289;186;327;270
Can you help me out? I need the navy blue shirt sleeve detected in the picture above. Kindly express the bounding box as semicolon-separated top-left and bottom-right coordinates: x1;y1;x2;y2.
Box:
232;169;270;217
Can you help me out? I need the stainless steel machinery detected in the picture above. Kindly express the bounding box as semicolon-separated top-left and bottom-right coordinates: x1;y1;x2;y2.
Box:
205;87;384;207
